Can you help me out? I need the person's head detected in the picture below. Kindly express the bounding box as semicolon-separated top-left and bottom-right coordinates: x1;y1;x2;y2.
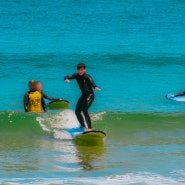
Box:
36;82;43;92
28;80;36;91
77;63;86;76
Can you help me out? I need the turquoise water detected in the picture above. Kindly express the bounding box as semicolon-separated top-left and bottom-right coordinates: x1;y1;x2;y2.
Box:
1;0;185;184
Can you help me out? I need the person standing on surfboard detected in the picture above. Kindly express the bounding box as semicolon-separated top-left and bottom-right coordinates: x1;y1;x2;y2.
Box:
24;80;47;113
64;63;100;131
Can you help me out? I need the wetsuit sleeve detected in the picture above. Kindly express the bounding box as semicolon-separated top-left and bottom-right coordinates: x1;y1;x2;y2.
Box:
88;75;97;89
24;93;29;112
42;92;59;101
174;91;185;97
41;96;47;112
64;73;78;80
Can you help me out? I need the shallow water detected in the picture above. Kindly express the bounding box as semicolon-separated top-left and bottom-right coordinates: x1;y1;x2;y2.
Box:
0;111;185;184
1;0;185;184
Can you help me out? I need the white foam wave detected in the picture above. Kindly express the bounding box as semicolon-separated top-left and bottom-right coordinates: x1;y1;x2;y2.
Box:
1;172;184;185
36;110;107;140
91;111;106;122
36;110;80;140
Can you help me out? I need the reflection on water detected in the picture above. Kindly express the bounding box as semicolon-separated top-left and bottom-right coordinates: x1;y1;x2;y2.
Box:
0;133;107;178
0;136;44;175
74;139;106;171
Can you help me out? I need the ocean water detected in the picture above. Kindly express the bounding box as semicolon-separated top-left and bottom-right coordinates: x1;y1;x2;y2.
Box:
1;0;185;184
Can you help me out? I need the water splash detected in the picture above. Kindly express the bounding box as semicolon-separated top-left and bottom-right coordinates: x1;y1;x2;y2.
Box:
36;110;80;140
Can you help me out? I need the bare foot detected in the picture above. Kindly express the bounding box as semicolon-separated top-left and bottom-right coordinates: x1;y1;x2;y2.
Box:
87;128;92;132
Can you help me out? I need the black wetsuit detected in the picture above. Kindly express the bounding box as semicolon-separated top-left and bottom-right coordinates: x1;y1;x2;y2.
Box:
42;92;59;101
64;73;97;129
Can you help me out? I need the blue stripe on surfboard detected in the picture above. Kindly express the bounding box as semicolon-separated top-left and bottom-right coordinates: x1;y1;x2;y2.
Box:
68;127;87;137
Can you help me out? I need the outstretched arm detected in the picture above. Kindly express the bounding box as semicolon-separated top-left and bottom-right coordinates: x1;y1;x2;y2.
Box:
64;73;78;82
42;92;59;101
88;75;101;91
24;93;29;112
174;91;185;97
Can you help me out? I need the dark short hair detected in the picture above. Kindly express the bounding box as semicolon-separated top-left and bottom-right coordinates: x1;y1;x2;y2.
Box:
77;63;86;69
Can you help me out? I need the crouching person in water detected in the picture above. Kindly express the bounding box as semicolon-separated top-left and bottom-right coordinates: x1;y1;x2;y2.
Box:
64;63;100;131
24;80;46;113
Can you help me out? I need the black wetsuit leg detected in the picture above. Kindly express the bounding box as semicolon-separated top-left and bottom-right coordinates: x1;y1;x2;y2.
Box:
75;95;85;127
75;93;94;129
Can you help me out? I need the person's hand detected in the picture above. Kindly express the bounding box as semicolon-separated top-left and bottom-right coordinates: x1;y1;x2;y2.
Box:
170;95;175;98
95;87;101;91
65;79;70;82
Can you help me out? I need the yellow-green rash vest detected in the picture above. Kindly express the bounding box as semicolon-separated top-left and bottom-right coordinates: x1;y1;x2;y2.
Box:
28;91;43;112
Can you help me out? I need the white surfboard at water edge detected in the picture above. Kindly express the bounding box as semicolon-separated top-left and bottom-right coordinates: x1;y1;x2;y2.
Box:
166;93;185;102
